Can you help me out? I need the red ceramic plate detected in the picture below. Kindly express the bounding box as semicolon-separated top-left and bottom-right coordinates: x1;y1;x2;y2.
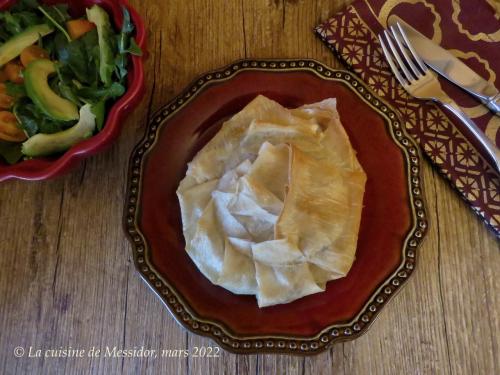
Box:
124;59;428;354
0;0;146;182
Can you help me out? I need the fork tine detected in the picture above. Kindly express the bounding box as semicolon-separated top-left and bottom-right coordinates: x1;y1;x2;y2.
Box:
378;34;408;86
396;22;428;73
390;25;422;78
383;30;414;83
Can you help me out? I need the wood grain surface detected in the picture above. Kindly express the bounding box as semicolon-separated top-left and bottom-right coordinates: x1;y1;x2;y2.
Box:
0;0;498;374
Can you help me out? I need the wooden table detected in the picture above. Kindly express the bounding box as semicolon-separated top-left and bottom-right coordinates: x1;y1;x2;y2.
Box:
1;1;498;374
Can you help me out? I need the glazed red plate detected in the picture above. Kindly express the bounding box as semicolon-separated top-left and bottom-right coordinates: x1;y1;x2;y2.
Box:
124;59;428;355
0;0;145;181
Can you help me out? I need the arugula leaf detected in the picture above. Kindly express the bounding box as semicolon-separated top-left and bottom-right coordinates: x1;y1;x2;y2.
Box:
126;38;142;56
13;98;71;136
0;1;42;41
77;82;125;102
13;99;40;136
114;54;127;81
50;4;70;22
0;12;23;35
55;33;86;81
38;4;71;41
0;141;23;165
117;7;133;54
54;64;81;106
58;82;81;106
16;11;42;27
113;7;142;84
39;120;69;134
79;29;100;82
91;101;106;131
0;6;43;37
12;0;40;11
121;7;134;34
55;29;99;85
40;34;54;55
5;82;27;98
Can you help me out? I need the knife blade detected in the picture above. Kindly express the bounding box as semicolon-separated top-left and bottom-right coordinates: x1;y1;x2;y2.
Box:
388;16;500;116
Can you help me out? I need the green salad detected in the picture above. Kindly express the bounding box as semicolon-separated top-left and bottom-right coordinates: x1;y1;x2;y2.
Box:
0;0;141;164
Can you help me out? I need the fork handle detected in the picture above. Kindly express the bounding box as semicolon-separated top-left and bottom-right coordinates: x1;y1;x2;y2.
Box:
441;100;500;174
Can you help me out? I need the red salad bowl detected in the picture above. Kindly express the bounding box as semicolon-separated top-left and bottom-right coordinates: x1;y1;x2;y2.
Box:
0;0;146;182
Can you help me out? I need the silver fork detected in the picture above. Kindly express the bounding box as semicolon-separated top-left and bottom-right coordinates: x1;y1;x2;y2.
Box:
378;23;500;173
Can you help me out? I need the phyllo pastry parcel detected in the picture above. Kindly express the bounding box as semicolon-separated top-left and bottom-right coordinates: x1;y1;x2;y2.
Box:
177;95;366;307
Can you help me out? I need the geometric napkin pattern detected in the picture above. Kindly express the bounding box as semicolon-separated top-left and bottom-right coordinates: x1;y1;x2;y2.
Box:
316;0;500;237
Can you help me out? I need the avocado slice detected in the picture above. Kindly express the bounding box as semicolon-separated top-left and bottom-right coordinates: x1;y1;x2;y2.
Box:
86;5;115;87
0;24;54;67
24;59;79;121
22;104;96;157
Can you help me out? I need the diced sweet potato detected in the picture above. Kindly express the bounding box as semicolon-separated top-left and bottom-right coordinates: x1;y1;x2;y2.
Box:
20;45;50;67
0;83;14;109
0;111;26;142
66;19;96;40
0;94;14;109
4;61;23;84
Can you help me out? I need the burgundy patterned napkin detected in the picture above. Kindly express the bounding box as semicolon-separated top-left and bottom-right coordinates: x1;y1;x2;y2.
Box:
316;0;500;236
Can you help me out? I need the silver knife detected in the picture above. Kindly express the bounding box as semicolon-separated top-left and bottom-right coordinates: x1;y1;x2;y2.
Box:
388;16;500;116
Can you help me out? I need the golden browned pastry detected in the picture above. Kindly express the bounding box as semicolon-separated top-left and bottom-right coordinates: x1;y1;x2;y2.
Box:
177;95;366;307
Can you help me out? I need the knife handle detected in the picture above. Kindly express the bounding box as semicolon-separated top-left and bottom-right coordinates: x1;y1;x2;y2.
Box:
441;100;500;174
485;93;500;117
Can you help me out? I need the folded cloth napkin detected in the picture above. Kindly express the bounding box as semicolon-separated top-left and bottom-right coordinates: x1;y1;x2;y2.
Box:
316;0;500;237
